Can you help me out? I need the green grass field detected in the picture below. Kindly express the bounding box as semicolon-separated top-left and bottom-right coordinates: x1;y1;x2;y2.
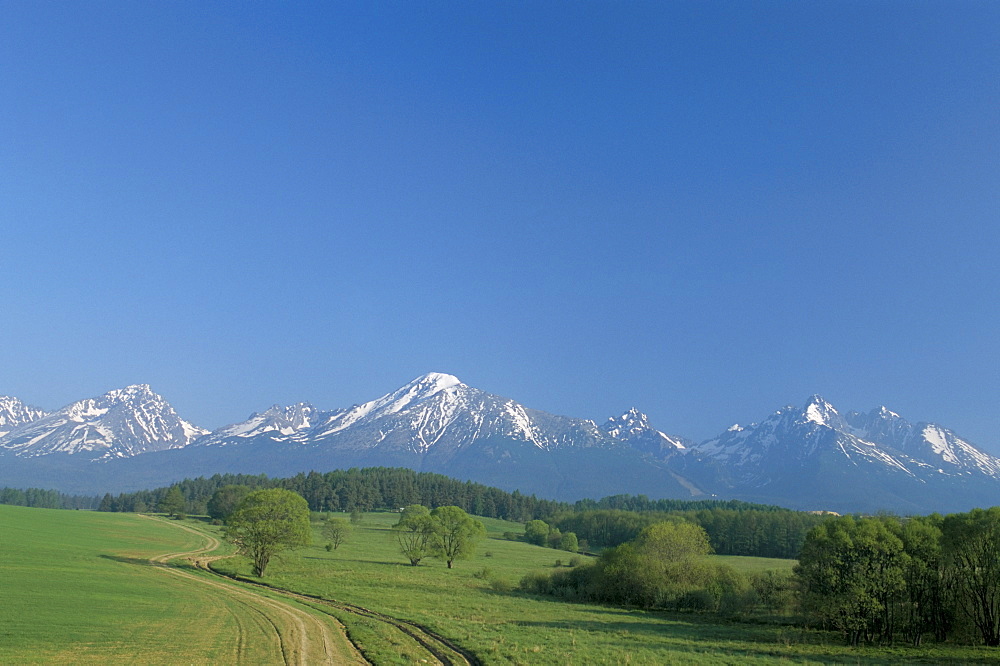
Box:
0;504;361;664
711;554;797;574
0;504;243;663
4;505;998;664
212;511;996;665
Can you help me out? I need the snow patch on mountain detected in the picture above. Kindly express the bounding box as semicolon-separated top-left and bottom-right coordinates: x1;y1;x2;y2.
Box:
0;396;47;437
0;385;208;460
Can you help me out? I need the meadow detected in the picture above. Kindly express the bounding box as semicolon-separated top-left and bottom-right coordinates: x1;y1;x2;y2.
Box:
214;512;996;665
0;504;360;664
4;504;997;664
0;503;243;663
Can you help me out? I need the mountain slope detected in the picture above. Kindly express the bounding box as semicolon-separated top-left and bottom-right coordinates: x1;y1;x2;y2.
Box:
0;385;208;460
0;397;47;437
0;376;997;513
686;396;1000;513
186;373;705;502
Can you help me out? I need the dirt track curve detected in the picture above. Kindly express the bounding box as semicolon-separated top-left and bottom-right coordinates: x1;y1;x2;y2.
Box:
147;516;478;666
146;517;366;665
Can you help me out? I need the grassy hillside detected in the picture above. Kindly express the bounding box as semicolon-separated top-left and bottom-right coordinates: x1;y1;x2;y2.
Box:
0;504;241;663
5;505;995;664
212;511;994;665
0;504;361;664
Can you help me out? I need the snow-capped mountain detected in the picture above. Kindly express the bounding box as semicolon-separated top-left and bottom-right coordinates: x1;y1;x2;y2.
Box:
1;376;998;513
0;397;47;437
844;406;1000;478
175;373;703;501
197;372;614;454
0;385;208;460
686;395;1000;512
599;407;689;458
198;402;320;445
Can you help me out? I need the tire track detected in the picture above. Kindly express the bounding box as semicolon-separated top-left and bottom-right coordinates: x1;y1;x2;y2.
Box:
143;516;366;665
204;565;480;666
147;516;479;665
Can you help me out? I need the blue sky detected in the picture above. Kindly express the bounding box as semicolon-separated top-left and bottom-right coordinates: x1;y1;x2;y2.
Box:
2;2;998;450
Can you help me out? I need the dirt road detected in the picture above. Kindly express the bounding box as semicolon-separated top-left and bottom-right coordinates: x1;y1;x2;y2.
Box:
146;517;367;665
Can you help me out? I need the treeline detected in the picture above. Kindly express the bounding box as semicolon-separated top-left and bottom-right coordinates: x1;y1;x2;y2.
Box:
523;508;1000;648
550;508;827;559
797;509;1000;647
573;494;794;514
521;520;795;615
93;467;826;558
0;487;100;510
97;468;567;521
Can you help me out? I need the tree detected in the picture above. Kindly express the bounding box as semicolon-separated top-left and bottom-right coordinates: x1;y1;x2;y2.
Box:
942;507;1000;646
898;516;951;645
524;519;550;546
322;517;351;551
393;504;436;565
559;531;579;553
225;489;311;576
350;509;364;524
795;516;906;646
431;505;485;568
592;521;716;608
159;486;186;518
207;485;251;523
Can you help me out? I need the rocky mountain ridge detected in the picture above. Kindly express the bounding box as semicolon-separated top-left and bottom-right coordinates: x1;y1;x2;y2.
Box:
1;375;996;513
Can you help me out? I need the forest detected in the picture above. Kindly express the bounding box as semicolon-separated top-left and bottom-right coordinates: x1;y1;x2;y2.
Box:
1;466;827;559
522;509;1000;648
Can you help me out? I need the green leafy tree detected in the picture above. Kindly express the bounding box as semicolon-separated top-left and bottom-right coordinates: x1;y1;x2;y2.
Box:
795;516;906;646
159;486;186;518
393;504;435;565
225;489;311;576
322;517;351;551
207;485;251;523
559;531;579;553
593;520;715;608
898;516;951;645
350;509;364;524
524;519;550;546
431;505;485;568
942;507;1000;646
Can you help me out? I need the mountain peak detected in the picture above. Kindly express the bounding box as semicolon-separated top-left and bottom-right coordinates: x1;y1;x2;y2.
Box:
0;385;206;459
804;395;840;427
0;396;47;436
406;372;462;392
600;408;687;455
106;384;155;401
875;405;902;419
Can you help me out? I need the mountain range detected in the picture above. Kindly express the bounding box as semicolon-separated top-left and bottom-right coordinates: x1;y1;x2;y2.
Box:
1;373;997;514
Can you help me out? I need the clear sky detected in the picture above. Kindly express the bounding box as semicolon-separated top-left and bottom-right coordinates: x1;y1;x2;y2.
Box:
2;2;998;450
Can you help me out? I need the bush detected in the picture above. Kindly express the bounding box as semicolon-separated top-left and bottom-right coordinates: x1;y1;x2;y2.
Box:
520;571;553;595
750;570;796;613
489;578;514;594
559;531;579;553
